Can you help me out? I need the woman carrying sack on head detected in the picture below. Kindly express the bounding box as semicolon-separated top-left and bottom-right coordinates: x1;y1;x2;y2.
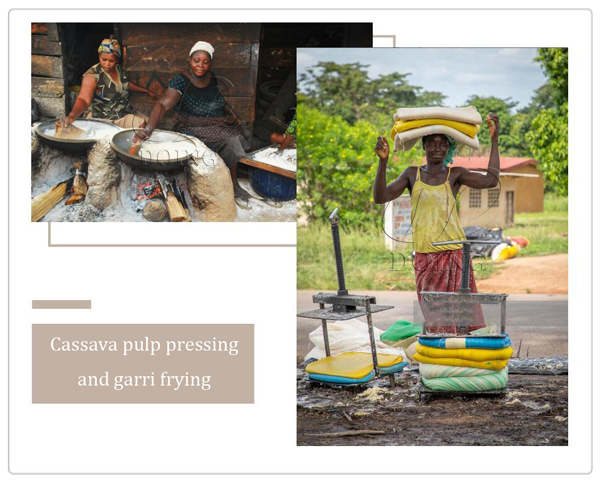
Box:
373;113;501;334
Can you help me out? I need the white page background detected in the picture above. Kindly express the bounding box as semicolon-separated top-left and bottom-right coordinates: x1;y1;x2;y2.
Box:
3;3;593;477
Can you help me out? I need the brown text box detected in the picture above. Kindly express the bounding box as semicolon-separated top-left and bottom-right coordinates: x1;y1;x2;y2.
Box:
33;324;254;403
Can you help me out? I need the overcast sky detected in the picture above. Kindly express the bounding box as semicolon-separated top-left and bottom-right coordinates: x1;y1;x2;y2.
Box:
297;48;547;111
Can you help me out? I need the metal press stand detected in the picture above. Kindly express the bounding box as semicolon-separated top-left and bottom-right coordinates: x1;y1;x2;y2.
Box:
420;240;507;335
418;239;509;401
297;208;396;387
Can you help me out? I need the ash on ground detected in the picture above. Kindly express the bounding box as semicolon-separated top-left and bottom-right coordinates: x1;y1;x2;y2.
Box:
32;136;295;223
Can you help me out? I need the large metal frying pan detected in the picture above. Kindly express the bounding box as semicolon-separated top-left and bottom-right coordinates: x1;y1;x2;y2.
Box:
110;129;197;172
34;119;121;153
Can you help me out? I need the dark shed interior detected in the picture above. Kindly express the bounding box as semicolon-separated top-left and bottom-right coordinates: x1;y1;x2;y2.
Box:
32;22;372;141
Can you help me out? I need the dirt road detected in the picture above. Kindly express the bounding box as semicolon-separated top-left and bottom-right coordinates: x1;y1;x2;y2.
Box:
297;292;567;359
478;254;568;294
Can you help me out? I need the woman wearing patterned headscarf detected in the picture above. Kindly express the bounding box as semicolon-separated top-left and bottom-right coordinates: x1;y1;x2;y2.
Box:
57;37;158;130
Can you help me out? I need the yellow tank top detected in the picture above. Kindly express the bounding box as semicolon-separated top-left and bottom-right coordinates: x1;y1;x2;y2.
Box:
411;166;466;253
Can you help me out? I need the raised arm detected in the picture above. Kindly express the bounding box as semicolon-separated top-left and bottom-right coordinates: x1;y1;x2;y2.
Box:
457;113;500;189
373;136;411;204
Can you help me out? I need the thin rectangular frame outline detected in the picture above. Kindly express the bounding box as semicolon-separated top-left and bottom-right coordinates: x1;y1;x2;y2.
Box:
9;8;592;475
373;34;396;47
47;222;296;247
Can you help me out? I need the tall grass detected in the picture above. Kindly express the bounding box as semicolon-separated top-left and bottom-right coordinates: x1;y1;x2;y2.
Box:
504;194;568;257
298;223;497;291
298;223;414;291
544;193;568;212
298;195;568;290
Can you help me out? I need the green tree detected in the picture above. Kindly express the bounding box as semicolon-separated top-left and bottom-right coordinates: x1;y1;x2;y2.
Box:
522;83;558;113
463;95;524;155
535;48;568;105
299;62;445;126
525;48;568;195
512;83;557;156
300;62;373;124
297;106;423;225
525;103;568;196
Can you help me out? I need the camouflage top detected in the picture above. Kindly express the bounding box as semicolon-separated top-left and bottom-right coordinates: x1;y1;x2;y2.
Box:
83;63;136;120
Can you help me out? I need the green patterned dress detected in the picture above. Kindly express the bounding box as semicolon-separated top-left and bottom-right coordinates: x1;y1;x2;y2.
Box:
83;63;137;120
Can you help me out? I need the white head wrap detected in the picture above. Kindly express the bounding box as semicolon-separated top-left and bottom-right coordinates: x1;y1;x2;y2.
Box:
189;41;215;58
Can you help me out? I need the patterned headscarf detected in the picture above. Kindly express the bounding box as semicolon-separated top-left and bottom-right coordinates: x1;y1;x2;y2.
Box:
98;38;122;58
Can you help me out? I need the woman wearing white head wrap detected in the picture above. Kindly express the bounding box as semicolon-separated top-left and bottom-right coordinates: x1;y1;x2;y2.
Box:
138;40;260;209
189;41;215;58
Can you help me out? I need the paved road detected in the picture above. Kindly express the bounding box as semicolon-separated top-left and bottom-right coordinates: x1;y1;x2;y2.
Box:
297;291;568;359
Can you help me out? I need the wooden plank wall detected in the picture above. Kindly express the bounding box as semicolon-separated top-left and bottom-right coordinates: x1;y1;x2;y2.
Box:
458;180;517;229
119;23;261;128
512;164;545;213
31;23;67;118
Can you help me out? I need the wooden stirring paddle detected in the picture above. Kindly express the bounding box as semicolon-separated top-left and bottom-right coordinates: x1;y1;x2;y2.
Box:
129;142;142;156
55;123;86;140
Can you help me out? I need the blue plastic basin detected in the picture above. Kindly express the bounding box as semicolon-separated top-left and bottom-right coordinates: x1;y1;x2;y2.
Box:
247;166;296;201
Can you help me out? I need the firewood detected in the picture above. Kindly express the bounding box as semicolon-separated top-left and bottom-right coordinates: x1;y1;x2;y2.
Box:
171;178;192;222
65;194;85;205
72;161;88;196
165;192;187;222
31;179;72;222
178;196;192;222
65;160;88;205
157;174;188;222
179;195;193;222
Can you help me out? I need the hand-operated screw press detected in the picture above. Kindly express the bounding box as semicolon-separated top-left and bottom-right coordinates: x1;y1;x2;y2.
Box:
419;239;509;399
297;208;401;387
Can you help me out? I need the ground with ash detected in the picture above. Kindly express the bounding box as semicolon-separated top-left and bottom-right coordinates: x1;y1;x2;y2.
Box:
297;363;568;446
32;140;295;223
